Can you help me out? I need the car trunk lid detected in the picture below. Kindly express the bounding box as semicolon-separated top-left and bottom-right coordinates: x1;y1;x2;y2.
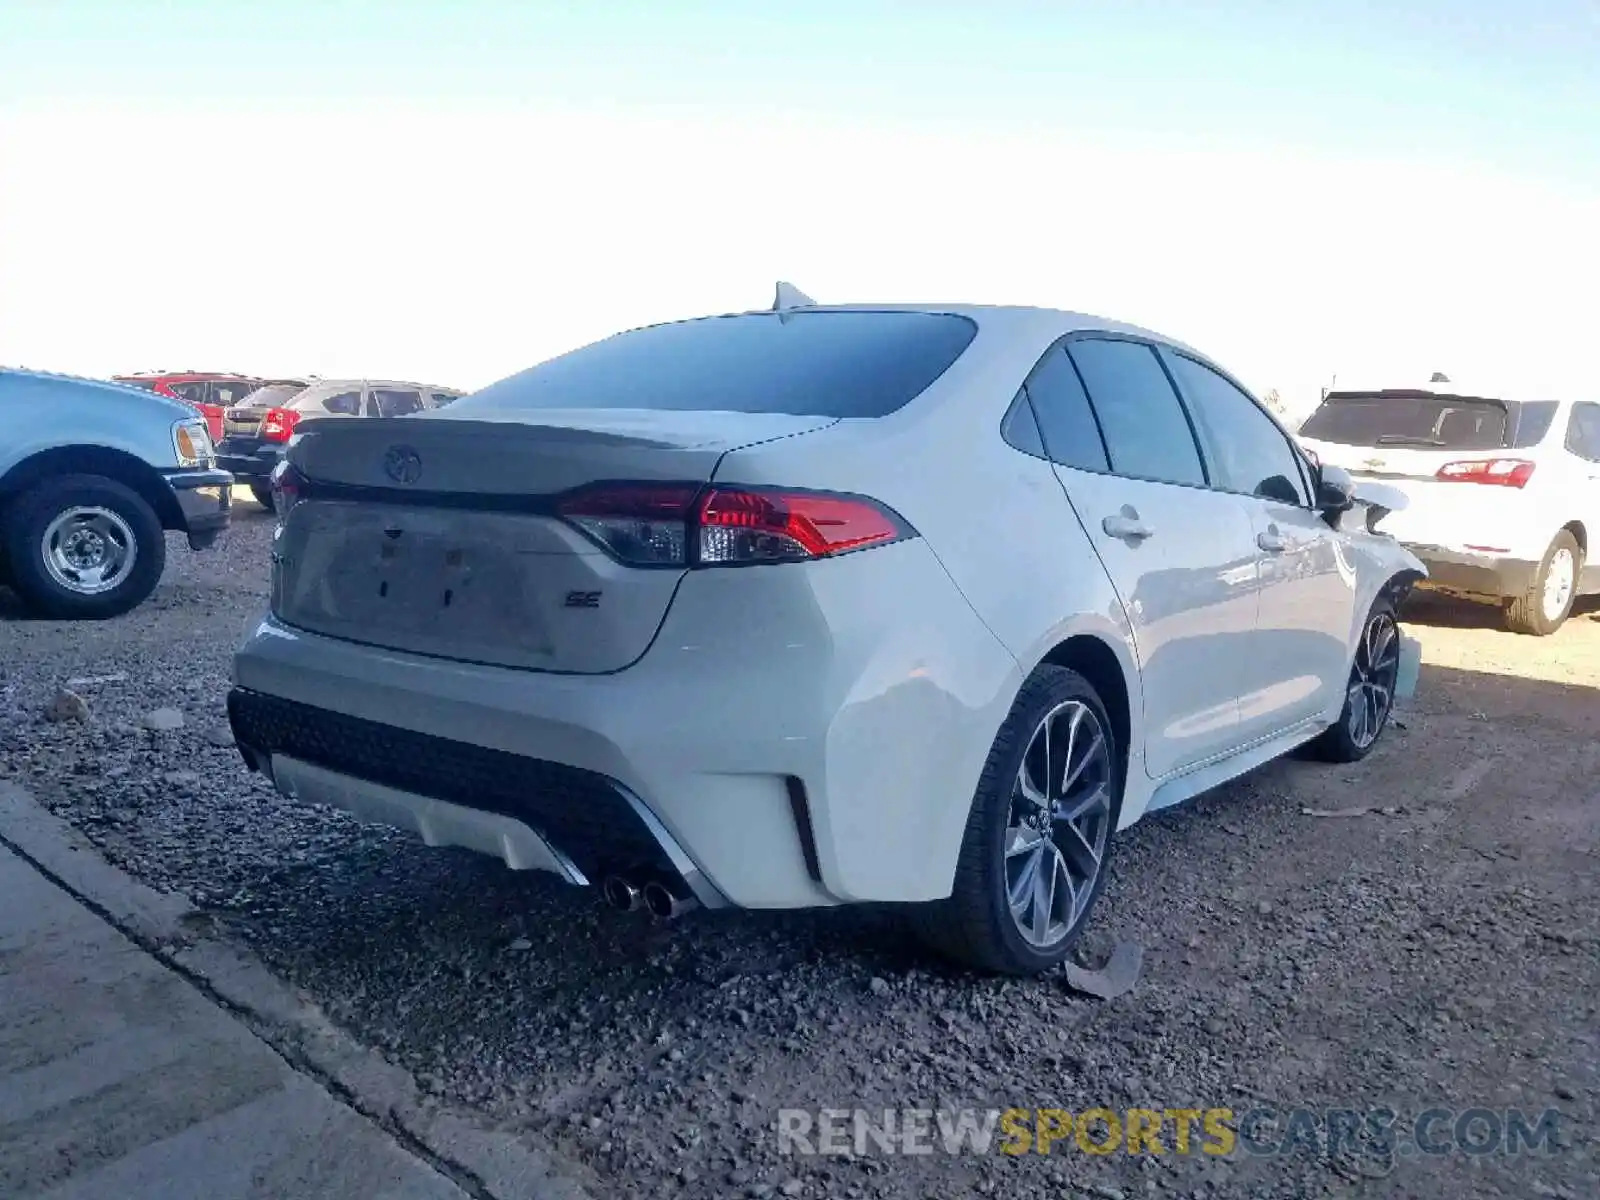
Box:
270;410;836;672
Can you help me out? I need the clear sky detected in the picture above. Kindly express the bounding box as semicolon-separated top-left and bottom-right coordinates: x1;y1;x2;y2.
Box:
3;1;1597;411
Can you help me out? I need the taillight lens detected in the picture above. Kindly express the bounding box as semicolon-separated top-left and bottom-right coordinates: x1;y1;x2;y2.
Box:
1435;458;1536;488
270;459;306;522
557;484;698;566
260;407;302;443
556;483;912;567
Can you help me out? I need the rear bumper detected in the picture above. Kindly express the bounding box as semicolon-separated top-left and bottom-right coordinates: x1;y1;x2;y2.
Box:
1407;545;1536;600
215;441;283;484
163;467;233;550
229;539;1021;909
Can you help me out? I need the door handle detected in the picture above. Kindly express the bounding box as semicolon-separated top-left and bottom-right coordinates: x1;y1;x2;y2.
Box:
1257;530;1292;553
1102;513;1155;542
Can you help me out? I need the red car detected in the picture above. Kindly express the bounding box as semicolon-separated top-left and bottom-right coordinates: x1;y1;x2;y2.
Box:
112;372;263;444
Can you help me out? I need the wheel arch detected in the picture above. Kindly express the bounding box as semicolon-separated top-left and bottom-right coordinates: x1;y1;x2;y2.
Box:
1559;520;1586;560
1035;633;1135;799
0;446;183;530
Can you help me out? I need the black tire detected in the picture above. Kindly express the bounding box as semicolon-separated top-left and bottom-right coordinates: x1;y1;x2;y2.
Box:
910;665;1122;976
0;474;166;620
249;482;276;512
1504;530;1581;636
1307;596;1401;763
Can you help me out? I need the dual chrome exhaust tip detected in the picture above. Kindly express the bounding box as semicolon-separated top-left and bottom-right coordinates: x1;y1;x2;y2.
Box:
602;873;699;920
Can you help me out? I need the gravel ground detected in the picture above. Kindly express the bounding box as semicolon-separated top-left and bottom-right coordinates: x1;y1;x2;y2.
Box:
2;498;1596;1200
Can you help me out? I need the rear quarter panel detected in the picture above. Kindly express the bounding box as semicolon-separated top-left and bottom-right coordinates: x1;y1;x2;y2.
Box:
716;316;1149;826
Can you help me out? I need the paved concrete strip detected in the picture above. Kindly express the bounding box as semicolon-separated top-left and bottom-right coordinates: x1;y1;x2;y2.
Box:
0;842;469;1200
0;783;595;1200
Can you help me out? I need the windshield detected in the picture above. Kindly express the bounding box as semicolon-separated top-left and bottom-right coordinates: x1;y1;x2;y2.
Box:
235;382;308;409
459;310;979;419
1299;393;1510;450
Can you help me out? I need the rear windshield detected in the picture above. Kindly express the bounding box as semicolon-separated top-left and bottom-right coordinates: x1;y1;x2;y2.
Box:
1299;392;1510;450
458;310;979;418
235;382;309;409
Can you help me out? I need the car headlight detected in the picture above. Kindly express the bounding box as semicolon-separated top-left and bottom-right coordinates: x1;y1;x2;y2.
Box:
172;419;214;467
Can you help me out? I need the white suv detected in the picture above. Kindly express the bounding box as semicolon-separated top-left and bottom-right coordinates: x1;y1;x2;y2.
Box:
1299;385;1600;634
230;301;1423;974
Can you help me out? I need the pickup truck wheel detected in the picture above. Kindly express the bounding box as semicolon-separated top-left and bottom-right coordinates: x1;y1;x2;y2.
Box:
249;483;276;512
1;474;165;619
1505;530;1580;636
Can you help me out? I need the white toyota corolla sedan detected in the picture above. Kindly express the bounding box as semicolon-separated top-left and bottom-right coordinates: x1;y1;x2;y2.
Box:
230;295;1425;975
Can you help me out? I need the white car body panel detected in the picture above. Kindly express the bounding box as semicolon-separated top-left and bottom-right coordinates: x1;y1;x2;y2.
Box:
232;303;1427;911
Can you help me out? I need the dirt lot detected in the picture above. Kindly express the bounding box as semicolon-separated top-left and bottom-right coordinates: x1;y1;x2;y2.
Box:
1;501;1595;1200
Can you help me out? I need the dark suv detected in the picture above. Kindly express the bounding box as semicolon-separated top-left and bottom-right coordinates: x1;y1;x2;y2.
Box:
216;379;464;508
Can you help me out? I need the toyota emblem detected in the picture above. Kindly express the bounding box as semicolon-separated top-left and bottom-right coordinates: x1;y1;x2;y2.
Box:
383;445;423;485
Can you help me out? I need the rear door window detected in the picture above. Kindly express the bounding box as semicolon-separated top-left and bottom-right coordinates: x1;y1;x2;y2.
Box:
167;381;207;404
371;388;425;417
460;310;978;418
1300;393;1510;449
1064;338;1207;487
1019;345;1110;472
317;390;363;416
429;390;461;408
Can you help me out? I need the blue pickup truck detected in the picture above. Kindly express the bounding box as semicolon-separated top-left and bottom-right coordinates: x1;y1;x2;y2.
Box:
0;368;233;619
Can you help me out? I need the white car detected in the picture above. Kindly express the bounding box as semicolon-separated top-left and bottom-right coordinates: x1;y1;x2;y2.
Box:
229;297;1424;975
1299;384;1600;634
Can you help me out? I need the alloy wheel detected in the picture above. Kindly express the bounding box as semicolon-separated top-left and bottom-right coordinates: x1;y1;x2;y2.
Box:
1004;699;1113;948
1543;547;1576;623
1347;610;1401;750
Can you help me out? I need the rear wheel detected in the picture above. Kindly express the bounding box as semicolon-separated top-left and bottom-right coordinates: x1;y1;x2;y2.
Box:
1;474;166;619
1307;597;1401;763
1505;530;1580;636
911;665;1120;975
249;482;276;512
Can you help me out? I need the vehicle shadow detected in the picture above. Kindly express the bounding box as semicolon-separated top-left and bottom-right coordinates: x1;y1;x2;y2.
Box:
1403;589;1600;630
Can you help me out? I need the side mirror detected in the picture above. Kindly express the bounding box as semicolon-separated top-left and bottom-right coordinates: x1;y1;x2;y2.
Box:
1315;464;1356;514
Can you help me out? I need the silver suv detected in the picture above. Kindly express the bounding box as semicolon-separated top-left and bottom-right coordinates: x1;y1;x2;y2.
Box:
216;379;464;508
0;369;232;619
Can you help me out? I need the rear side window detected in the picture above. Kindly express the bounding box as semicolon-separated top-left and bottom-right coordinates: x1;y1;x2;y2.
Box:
429;391;461;407
1300;393;1510;450
1020;345;1110;472
372;388;424;417
1065;339;1206;487
236;382;307;409
459;311;978;418
168;381;207;404
319;390;362;416
1567;403;1600;462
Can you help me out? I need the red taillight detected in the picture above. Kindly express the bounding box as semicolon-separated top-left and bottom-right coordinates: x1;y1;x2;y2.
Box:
1435;458;1536;488
697;488;905;562
269;460;306;522
556;483;911;567
260;407;302;443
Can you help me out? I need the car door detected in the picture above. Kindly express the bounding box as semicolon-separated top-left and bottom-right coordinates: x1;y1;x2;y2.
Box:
370;386;425;418
1026;336;1260;779
1565;402;1600;592
1164;349;1358;740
